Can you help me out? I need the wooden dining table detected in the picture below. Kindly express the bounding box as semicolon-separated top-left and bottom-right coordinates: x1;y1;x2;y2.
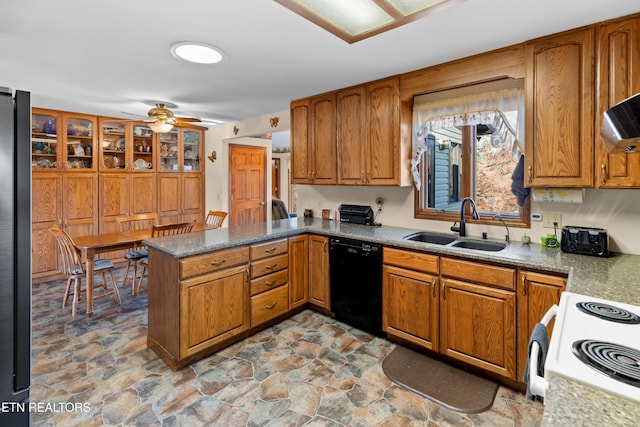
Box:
72;223;215;315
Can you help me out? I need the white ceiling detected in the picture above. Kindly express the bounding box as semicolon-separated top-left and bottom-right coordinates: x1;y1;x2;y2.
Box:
2;1;638;125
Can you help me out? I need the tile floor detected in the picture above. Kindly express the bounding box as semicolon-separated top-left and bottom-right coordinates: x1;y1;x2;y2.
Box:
30;269;544;426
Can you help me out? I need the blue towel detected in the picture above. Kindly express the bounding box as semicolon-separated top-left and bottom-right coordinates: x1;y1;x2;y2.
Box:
511;155;530;207
523;322;548;400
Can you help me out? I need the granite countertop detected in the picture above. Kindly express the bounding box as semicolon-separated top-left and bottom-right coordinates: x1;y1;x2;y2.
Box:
144;217;640;425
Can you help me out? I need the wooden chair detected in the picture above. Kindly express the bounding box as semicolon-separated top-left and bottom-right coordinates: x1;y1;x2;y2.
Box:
115;213;158;295
49;226;121;316
205;210;227;228
135;221;195;295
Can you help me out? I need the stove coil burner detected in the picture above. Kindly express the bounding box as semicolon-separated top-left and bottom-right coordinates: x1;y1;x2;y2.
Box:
572;340;640;387
576;301;640;324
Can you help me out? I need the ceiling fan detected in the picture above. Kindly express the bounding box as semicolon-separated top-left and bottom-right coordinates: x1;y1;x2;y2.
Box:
126;103;202;133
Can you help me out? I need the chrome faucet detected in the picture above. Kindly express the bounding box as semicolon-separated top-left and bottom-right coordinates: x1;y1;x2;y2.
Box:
493;213;510;243
450;197;479;237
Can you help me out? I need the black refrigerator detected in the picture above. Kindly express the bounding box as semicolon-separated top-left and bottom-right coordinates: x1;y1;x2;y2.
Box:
0;88;31;426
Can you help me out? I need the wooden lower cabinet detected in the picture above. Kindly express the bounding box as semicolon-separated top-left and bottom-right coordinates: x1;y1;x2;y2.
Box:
181;265;249;356
440;278;516;379
289;235;309;309
308;234;330;309
516;270;567;380
157;173;203;224
249;239;289;327
440;258;517;379
383;248;439;350
147;246;250;370
32;171;98;280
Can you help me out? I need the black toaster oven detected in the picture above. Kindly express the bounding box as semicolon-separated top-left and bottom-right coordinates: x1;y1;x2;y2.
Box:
560;226;609;257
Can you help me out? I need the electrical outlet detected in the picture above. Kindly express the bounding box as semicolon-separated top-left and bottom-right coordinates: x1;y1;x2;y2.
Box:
543;213;562;229
375;197;384;212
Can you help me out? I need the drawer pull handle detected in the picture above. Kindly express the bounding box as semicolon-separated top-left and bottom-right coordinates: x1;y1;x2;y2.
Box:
265;280;277;286
210;258;227;266
264;248;277;253
265;263;277;270
264;301;277;310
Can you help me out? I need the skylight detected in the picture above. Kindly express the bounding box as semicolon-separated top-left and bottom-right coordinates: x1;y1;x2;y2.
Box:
274;0;462;43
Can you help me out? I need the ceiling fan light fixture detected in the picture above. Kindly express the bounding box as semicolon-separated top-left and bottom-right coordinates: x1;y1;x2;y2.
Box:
170;41;225;64
148;121;174;133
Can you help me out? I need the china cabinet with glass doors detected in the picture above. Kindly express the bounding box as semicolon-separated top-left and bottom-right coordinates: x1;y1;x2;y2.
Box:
157;128;204;224
99;120;156;172
98;119;157;244
31;109;99;281
32;109;97;171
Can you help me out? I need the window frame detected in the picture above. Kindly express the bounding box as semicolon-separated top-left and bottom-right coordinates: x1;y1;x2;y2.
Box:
414;126;531;228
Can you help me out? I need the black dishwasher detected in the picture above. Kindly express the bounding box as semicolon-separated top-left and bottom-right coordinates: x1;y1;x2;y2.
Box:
329;237;383;337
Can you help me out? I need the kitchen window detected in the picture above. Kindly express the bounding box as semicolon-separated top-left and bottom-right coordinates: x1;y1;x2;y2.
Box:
412;79;530;227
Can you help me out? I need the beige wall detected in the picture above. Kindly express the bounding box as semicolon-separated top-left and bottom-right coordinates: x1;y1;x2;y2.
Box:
206;110;640;255
204;110;290;225
294;185;640;255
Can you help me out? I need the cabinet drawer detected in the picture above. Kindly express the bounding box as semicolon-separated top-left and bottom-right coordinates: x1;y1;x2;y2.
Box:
250;239;288;261
250;269;288;296
384;247;439;274
441;257;515;290
251;254;288;278
180;246;249;279
251;285;289;326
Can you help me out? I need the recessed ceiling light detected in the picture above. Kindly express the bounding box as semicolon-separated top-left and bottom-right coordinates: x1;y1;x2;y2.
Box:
170;41;225;64
274;0;463;43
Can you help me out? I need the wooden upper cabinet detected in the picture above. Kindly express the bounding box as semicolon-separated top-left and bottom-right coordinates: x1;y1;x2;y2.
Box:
62;113;98;172
290;99;311;183
337;86;366;184
290;94;337;184
337;78;403;185
365;78;401;185
596;16;640;188
311;94;337;184
524;27;595;187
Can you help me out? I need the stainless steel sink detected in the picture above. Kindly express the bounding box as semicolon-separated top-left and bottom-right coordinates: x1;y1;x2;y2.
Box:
450;240;506;252
403;232;457;245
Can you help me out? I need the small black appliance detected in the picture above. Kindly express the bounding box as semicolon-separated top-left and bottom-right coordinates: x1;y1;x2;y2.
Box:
337;204;375;225
560;226;609;257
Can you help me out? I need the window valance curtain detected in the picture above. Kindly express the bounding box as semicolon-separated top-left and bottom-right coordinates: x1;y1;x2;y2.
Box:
411;86;525;190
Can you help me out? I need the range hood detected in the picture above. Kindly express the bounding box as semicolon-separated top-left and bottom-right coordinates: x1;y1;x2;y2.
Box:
601;93;640;153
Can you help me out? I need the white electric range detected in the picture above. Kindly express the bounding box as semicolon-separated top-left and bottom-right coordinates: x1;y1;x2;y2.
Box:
544;291;640;403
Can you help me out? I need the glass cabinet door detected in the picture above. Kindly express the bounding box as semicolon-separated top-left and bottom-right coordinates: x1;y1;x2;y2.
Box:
31;111;60;169
100;120;126;170
183;130;201;171
158;130;179;171
64;115;96;170
132;124;154;171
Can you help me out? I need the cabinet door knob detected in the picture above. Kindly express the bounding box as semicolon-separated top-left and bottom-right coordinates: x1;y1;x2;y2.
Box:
522;274;527;296
527;165;532;184
210;258;227;266
265;263;277;270
601;164;607;186
264;247;277;253
264;301;277;310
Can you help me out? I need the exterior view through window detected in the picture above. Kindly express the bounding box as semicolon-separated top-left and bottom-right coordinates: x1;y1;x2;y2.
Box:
413;79;529;227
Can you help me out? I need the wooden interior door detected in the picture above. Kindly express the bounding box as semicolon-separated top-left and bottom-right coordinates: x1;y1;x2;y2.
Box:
229;144;266;226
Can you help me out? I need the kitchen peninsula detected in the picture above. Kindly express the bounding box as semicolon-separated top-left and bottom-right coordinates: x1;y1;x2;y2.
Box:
144;217;640;426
